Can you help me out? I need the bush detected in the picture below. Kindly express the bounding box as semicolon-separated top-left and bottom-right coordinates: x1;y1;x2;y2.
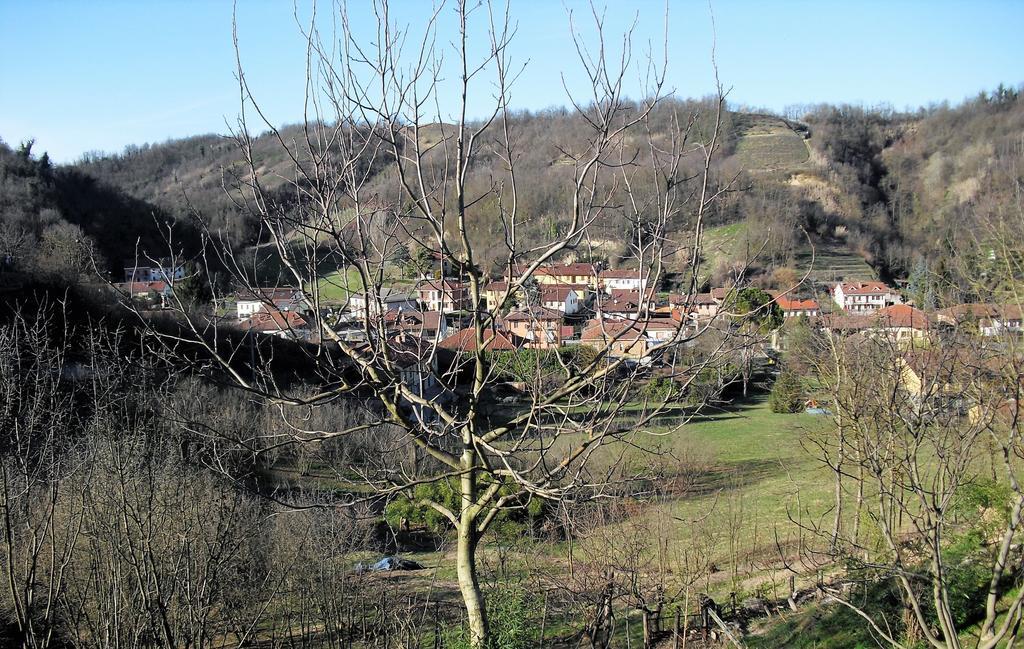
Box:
769;370;804;413
443;585;537;649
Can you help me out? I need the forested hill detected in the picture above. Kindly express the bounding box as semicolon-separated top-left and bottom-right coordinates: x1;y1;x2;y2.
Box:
0;140;199;278
3;86;1022;293
798;84;1024;290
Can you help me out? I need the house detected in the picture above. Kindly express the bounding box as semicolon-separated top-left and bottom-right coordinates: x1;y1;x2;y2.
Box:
669;293;719;321
898;348;973;403
536;283;584;315
710;287;732;304
349;289;418;320
503;306;564;349
775;296;820;319
116;281;173;306
241;308;310;340
935;303;1024;336
123;261;186;284
355;335;447;424
417;279;469;313
390;338;439;396
594;290;657;320
235;287;306;320
483;280;528;312
438;327;522;352
384;309;448;340
598;268;648;294
832;280;902;313
820;304;930;341
580;319;677;359
873;304;930;340
514;262;599;288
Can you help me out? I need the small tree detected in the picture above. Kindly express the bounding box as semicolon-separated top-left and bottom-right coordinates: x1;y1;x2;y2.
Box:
728;287;783;396
768;369;804;413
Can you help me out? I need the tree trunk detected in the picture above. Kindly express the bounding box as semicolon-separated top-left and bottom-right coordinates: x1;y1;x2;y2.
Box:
457;466;488;647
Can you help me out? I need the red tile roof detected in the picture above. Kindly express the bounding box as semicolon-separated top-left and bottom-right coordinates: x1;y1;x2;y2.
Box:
936;303;1024;323
776;296;820;311
117;281;169;295
536;263;598;277
242;309;309;332
874;304;930;330
539;283;586;302
837;281;894;295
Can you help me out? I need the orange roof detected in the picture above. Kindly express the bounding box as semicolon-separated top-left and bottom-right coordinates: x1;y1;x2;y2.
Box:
537;263;598;277
243;309;309;332
838;281;894;295
776;296;819;311
539;283;586;302
874;304;930;330
117;281;169;294
582;319;645;342
936;303;1024;323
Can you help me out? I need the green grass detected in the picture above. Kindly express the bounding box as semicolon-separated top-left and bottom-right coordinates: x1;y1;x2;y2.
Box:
312;264;410;304
314;266;365;303
729;113;810;172
699;221;748;281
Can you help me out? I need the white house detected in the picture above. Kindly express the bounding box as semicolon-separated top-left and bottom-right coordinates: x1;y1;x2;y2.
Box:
595;290;656;320
416;279;469;314
538;283;583;314
935;303;1024;336
349;289;418;321
115;281;173;307
832;281;902;314
241;309;311;340
123;262;186;283
384;309;449;340
599;268;648;294
235;288;305;320
776;296;821;319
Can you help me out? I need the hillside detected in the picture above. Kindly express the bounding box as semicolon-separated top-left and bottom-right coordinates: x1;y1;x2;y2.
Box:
66;106;851;287
5;86;1020;299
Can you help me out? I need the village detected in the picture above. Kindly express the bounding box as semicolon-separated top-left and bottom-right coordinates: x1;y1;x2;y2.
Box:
114;260;1024;373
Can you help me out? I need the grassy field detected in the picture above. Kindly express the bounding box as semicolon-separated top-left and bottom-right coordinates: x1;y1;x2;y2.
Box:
313;264;410;304
729;113;811;173
621;398;833;581
314;266;365;303
699;221;748;282
794;238;876;284
266;394;896;646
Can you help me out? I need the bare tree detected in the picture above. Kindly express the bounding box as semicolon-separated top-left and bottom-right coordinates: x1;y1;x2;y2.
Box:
799;307;1024;647
122;1;740;645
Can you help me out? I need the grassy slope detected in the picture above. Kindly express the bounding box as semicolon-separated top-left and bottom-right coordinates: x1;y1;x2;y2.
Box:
794;238;877;284
730;113;811;173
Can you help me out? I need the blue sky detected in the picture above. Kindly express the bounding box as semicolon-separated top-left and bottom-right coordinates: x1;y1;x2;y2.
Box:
1;0;1021;163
